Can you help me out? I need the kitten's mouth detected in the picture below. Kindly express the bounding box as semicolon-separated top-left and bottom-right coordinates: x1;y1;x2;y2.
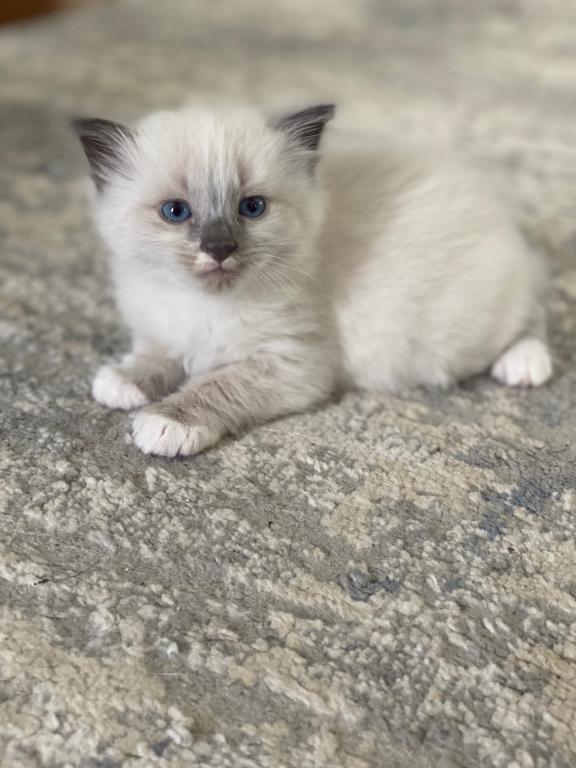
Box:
196;263;239;288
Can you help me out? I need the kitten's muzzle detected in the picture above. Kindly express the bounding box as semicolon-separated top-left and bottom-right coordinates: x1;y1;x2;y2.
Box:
200;239;238;264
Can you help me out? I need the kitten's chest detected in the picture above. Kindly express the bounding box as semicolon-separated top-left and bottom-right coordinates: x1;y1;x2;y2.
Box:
118;277;258;375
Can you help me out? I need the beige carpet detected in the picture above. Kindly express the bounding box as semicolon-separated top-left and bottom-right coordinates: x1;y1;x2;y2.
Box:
1;1;576;766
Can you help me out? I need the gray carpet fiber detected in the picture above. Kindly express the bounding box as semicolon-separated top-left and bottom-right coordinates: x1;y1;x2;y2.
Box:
1;1;576;766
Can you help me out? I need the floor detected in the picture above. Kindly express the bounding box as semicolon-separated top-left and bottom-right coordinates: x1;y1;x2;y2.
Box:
1;1;576;766
0;0;94;27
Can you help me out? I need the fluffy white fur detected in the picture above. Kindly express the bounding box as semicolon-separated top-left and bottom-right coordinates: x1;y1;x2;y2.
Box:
76;105;551;457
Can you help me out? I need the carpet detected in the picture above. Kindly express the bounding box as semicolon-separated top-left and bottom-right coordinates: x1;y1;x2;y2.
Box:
1;1;576;766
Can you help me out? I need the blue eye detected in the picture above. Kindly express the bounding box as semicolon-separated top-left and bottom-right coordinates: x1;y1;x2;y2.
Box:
161;200;192;223
239;196;266;218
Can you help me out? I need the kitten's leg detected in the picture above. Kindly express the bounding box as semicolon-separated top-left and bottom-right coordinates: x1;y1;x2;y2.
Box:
491;337;552;387
131;354;332;457
93;350;185;411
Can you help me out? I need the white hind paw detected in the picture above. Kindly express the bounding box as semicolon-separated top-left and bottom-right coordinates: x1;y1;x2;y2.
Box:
491;338;552;388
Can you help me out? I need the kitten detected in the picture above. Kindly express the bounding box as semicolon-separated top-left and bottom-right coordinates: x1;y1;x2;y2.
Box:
74;104;552;457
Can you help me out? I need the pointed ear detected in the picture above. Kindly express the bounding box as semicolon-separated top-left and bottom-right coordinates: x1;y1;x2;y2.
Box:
275;104;335;151
72;117;134;192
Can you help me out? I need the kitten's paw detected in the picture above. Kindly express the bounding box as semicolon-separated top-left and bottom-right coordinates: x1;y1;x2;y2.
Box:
131;409;213;457
491;338;552;388
92;365;150;410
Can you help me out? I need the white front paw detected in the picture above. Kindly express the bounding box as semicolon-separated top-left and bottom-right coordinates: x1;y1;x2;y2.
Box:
131;409;214;457
92;365;150;411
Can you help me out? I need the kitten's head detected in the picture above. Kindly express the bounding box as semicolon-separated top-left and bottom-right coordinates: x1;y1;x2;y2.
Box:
74;104;334;294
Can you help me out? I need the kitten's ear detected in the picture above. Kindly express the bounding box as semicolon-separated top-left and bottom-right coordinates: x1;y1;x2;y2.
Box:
72;117;134;192
275;104;335;152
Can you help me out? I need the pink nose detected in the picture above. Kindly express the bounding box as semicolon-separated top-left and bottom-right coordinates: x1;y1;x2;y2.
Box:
201;239;238;264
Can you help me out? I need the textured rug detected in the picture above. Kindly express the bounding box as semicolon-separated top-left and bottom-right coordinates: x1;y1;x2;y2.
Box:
1;1;576;766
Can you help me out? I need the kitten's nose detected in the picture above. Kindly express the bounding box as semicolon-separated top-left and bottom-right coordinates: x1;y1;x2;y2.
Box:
201;239;238;264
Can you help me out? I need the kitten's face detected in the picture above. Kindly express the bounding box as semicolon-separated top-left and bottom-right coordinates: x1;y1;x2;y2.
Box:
75;106;334;295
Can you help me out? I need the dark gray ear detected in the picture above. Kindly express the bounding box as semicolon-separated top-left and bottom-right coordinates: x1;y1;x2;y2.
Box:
72;117;133;192
276;104;335;151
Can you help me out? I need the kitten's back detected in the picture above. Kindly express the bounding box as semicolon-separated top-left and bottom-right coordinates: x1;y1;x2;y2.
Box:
318;148;544;391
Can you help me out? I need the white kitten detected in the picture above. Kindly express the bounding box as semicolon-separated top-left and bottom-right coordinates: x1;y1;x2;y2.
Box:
75;104;551;457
